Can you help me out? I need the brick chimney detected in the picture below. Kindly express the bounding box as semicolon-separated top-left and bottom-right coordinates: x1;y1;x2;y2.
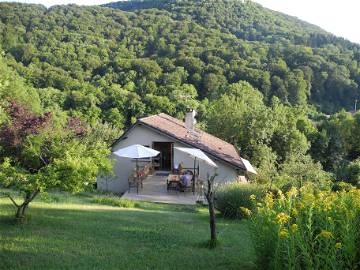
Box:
185;109;197;131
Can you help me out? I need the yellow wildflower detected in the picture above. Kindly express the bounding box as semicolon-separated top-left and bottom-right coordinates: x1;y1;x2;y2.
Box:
318;230;333;239
295;202;305;210
276;212;290;224
279;228;289;238
264;193;274;208
277;190;285;201
286;187;298;197
291;208;298;217
290;224;298;232
335;242;342;249
239;207;252;217
249;194;256;200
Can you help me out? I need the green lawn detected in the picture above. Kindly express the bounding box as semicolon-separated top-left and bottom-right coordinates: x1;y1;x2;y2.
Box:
0;192;256;270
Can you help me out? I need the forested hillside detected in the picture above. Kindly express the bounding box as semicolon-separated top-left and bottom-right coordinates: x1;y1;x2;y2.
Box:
0;1;359;185
106;0;349;47
106;0;360;112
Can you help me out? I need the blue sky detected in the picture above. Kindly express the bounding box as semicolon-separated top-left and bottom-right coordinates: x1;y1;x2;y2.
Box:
255;0;360;44
1;0;359;44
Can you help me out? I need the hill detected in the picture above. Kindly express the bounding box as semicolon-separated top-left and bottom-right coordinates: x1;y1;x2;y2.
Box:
105;0;352;48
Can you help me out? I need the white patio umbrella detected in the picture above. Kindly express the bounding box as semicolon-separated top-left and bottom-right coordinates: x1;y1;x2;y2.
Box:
113;144;160;159
174;147;218;168
113;144;160;193
174;147;217;195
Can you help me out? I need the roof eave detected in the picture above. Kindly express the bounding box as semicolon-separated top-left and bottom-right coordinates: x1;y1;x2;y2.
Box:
138;121;247;171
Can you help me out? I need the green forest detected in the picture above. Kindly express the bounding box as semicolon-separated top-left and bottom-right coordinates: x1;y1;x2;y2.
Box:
0;0;360;187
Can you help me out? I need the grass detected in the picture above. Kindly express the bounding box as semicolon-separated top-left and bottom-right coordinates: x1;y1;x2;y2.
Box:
0;191;256;270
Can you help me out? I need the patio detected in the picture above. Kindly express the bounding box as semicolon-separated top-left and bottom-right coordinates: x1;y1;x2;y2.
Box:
121;173;199;205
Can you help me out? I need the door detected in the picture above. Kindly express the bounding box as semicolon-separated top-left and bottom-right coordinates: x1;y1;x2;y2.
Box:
152;142;173;171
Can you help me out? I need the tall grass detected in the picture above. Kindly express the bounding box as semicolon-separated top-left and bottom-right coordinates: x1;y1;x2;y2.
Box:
250;183;360;269
215;182;265;219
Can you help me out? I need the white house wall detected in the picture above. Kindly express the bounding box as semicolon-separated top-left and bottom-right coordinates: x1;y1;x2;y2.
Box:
97;124;242;193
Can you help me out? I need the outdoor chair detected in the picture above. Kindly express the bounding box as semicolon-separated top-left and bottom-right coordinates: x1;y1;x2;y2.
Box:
128;174;142;194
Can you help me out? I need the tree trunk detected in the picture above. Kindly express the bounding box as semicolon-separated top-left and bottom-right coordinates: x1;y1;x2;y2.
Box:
13;190;39;222
208;195;216;244
15;204;29;220
205;173;217;248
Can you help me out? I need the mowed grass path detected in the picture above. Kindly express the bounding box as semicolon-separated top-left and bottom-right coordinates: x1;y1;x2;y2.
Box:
0;193;255;270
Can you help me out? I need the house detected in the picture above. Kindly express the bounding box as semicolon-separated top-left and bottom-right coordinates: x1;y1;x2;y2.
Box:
97;111;256;193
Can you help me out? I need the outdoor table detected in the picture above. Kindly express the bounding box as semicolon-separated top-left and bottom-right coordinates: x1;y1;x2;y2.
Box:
166;174;179;192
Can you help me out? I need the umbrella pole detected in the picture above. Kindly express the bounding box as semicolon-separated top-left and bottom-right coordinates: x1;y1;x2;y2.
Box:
136;159;139;194
193;157;197;195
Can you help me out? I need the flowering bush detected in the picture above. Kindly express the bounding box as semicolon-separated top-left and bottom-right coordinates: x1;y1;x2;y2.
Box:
250;183;360;269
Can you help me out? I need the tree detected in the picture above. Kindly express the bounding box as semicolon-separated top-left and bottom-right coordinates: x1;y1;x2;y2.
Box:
0;100;112;221
206;81;265;145
342;158;360;186
278;152;331;189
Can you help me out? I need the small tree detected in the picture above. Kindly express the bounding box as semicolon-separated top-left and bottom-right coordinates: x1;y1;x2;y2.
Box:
0;100;112;221
278;152;331;189
204;173;218;248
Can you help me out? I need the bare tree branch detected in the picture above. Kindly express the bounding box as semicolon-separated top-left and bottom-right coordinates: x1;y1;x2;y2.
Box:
39;155;48;166
6;194;20;208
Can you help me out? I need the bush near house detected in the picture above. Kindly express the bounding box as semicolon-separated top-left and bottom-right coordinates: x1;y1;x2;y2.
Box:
91;196;137;208
215;182;265;219
250;184;360;269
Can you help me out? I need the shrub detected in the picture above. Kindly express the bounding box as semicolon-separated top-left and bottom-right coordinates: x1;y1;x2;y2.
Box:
343;158;360;186
250;184;360;269
38;192;61;203
92;196;137;208
215;182;265;219
332;181;356;192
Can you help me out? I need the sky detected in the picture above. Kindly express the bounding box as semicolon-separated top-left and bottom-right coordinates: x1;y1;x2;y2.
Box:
0;0;359;44
254;0;360;44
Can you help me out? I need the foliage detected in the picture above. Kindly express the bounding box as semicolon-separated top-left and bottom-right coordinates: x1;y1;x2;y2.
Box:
0;55;41;113
342;158;360;186
0;1;359;125
107;0;360;112
276;152;332;189
310;111;360;172
250;185;360;269
215;182;264;219
206;87;325;185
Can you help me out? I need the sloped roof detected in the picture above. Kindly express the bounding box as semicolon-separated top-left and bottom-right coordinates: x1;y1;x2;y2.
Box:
137;113;247;170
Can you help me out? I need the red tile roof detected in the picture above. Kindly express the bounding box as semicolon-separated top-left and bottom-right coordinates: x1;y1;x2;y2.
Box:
138;113;246;170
